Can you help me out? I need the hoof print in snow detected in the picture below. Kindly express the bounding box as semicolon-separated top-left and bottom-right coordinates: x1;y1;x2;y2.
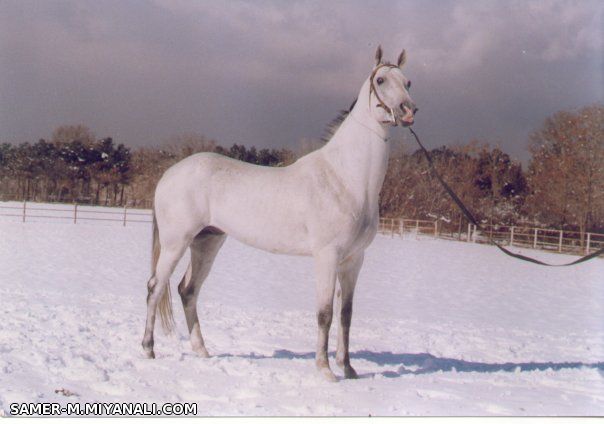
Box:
55;388;78;397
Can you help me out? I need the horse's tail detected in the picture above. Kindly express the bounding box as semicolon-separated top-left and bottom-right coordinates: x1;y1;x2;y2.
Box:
151;208;175;334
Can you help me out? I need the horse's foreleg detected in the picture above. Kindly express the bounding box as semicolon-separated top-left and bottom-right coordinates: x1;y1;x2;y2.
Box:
336;252;364;379
178;231;226;357
142;240;189;358
314;249;339;382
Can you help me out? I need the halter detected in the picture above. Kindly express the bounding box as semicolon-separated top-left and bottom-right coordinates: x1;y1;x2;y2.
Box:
368;63;399;126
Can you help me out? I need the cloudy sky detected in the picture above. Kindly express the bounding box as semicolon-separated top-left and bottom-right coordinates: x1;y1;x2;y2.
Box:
0;0;602;160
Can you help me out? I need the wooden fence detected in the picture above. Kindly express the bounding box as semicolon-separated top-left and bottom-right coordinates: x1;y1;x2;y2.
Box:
0;201;152;226
1;201;602;256
378;217;604;255
378;218;438;238
466;223;604;255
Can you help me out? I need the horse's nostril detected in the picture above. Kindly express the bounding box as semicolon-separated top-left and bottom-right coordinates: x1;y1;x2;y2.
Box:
401;103;418;115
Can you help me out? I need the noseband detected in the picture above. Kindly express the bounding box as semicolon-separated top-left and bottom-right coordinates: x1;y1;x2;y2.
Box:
369;64;399;126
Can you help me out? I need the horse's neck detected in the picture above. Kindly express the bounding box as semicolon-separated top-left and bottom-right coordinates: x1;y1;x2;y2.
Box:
321;85;390;209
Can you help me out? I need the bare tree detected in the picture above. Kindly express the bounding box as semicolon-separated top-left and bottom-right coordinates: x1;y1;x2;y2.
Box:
51;125;95;147
526;104;604;237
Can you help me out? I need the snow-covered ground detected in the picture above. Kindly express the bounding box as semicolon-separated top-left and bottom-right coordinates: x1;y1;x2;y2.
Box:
0;215;603;416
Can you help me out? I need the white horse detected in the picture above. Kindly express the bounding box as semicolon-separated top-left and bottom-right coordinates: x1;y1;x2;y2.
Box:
142;46;417;381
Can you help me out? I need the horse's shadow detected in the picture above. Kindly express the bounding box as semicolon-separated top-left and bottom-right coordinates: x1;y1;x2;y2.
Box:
218;349;604;379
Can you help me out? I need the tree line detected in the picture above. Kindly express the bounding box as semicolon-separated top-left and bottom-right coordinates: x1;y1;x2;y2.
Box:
1;105;602;234
380;104;603;235
0;128;295;207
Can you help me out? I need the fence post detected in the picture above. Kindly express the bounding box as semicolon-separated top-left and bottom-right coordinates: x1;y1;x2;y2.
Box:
434;220;438;237
22;201;26;223
558;230;563;252
510;226;514;246
123;206;127;227
415;219;419;234
74;204;78;224
533;228;538;249
585;232;591;255
399;219;404;236
467;223;471;242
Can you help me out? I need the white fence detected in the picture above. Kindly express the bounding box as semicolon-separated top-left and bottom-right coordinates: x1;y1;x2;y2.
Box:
378;218;438;237
0;201;152;226
378;217;604;256
1;201;602;256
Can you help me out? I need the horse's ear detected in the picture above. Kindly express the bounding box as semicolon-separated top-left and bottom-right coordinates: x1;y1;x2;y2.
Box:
374;45;383;66
397;49;407;68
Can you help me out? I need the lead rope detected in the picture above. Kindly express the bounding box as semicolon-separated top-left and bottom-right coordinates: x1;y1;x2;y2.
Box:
407;127;604;266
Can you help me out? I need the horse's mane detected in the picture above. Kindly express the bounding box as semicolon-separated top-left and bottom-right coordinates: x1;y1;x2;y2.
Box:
320;98;358;143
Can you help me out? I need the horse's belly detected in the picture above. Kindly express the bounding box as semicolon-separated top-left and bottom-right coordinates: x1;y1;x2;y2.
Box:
219;221;312;256
210;203;312;256
233;232;311;256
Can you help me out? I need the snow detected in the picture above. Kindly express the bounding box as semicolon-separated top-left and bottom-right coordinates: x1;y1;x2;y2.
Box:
0;211;603;416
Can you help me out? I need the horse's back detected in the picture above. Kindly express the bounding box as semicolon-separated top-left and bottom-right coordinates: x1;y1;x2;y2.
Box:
154;152;314;254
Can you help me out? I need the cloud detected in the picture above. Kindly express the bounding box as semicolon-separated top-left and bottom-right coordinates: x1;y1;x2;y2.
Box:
0;0;602;160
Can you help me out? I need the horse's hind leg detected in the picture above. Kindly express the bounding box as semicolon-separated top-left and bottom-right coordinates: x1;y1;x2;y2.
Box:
142;236;190;359
335;252;364;379
178;228;226;357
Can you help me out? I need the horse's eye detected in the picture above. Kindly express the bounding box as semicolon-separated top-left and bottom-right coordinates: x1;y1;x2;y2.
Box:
376;77;384;85
407;80;411;89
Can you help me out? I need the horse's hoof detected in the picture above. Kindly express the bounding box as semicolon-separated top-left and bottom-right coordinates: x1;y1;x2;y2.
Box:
193;347;211;358
144;350;155;359
344;366;359;379
337;359;358;379
319;367;338;382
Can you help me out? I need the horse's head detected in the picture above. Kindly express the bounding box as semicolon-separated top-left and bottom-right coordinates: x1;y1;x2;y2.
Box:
368;45;417;127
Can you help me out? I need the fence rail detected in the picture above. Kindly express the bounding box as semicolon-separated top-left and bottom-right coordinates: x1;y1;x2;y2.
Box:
378;217;604;256
2;201;602;256
378;218;438;238
0;201;152;226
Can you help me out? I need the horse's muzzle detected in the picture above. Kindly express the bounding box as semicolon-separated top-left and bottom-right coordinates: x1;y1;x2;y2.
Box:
400;103;417;126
